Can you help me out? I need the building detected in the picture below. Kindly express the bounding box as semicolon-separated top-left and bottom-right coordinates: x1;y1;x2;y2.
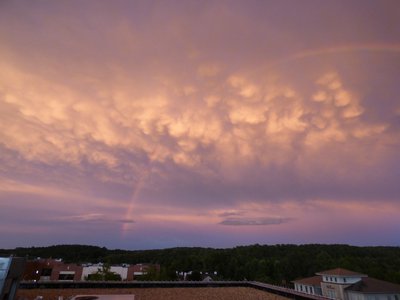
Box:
51;262;82;281
82;264;129;281
293;268;400;300
22;258;62;281
23;258;83;281
0;257;26;300
346;277;400;300
126;263;160;280
318;268;369;300
293;275;323;296
22;259;159;282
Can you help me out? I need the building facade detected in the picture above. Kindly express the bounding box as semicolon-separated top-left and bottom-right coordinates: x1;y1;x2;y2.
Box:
51;262;83;281
293;275;323;296
23;259;159;282
294;268;400;300
81;264;129;281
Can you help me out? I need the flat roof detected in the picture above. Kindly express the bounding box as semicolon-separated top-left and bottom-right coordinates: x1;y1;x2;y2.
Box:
70;295;134;300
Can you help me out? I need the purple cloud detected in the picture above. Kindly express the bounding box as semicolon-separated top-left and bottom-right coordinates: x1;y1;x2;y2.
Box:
0;0;399;248
219;217;292;226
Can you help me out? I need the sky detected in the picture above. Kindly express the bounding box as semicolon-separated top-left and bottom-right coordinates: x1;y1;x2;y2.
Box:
1;0;400;250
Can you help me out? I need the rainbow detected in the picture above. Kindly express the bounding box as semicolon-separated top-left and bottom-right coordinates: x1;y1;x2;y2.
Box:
121;166;153;237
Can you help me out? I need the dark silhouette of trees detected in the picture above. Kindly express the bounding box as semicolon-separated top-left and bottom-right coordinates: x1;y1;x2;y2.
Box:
2;244;400;285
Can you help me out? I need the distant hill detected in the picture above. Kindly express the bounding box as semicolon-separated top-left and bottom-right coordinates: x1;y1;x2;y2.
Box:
2;244;400;285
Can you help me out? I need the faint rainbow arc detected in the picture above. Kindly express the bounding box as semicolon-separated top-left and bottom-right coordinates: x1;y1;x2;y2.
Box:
121;165;153;237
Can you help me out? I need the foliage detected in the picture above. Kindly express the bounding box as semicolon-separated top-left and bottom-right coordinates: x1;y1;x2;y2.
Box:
187;270;202;281
86;264;122;281
135;265;160;281
2;244;400;285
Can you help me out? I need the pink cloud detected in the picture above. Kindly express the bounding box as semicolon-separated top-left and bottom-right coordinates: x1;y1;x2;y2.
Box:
0;0;399;248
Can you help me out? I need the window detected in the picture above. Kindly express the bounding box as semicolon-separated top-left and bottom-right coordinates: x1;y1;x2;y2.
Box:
327;290;336;299
334;277;337;282
344;278;347;283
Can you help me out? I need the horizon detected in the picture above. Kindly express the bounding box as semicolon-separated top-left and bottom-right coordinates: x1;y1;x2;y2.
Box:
3;242;400;253
1;0;400;250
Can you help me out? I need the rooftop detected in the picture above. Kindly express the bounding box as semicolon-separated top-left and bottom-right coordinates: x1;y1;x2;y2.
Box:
346;277;400;293
316;268;367;277
293;275;322;286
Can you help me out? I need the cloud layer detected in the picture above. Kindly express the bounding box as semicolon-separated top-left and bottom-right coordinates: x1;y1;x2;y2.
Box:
1;0;399;248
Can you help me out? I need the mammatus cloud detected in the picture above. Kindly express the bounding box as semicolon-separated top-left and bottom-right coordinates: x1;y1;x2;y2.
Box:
0;63;393;176
0;0;399;248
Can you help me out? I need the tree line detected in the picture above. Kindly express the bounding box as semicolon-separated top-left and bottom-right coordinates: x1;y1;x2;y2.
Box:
2;244;400;285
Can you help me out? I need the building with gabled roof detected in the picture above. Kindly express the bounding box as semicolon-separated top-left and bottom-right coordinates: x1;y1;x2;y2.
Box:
293;268;400;300
316;268;368;300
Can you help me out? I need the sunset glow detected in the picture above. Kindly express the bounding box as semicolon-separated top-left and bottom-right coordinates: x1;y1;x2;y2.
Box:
1;0;399;249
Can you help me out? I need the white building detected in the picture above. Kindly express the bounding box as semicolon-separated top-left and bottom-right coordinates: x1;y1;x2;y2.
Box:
293;275;323;296
293;268;400;300
81;264;129;281
346;277;400;300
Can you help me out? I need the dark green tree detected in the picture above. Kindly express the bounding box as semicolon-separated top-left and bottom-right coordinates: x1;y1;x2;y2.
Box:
86;264;122;281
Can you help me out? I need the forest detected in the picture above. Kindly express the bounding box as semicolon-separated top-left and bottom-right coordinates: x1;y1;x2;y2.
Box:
2;244;400;285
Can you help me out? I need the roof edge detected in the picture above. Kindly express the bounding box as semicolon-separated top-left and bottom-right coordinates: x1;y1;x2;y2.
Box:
316;268;367;277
